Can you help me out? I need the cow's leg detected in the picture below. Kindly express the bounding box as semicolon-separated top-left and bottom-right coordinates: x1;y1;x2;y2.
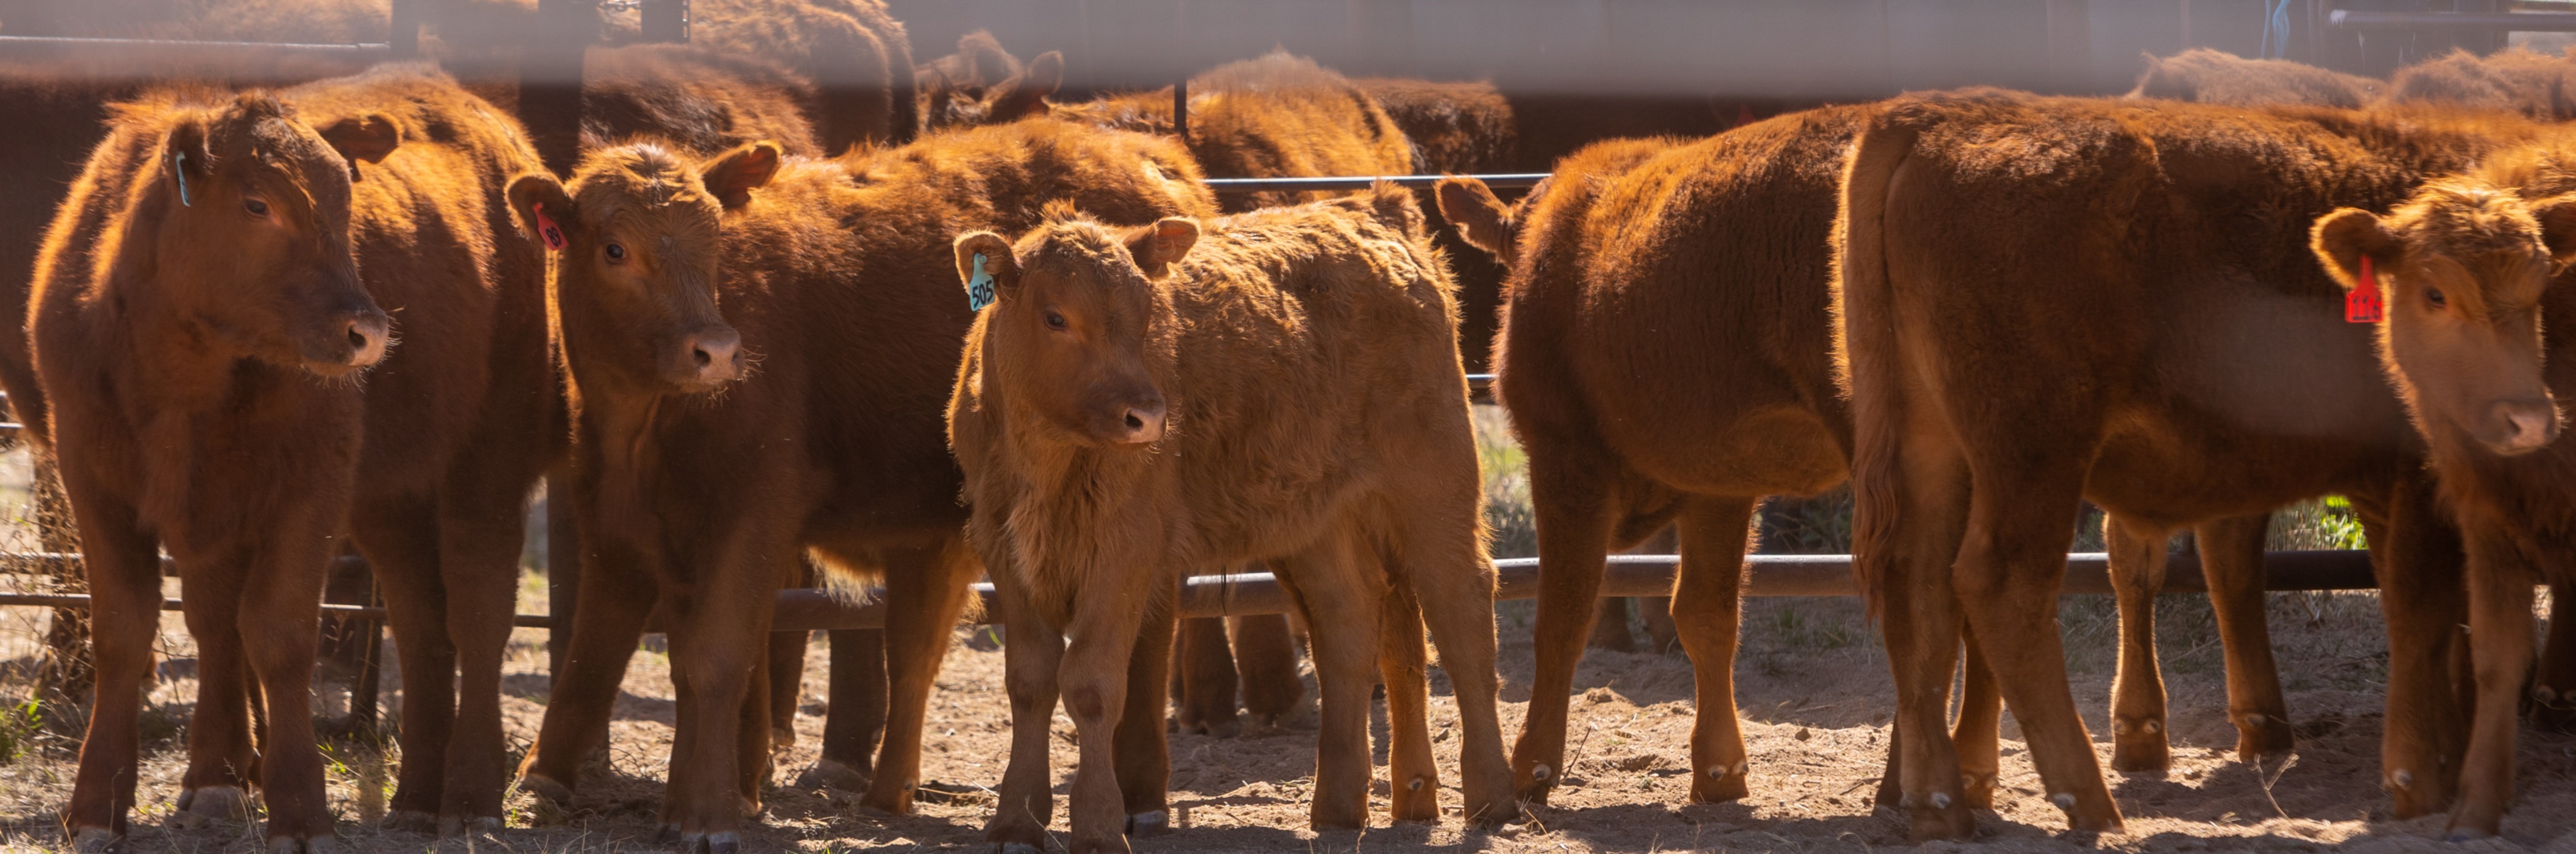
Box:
1059;571;1161;854
2350;482;2470;818
2530;581;2576;732
1276;531;1384;830
1511;448;1614;805
1171;616;1238;737
1952;456;2121;833
238;524;342;849
767;622;809;758
172;552;258;832
1640;597;1679;654
1389;482;1519;829
1855;406;1976;841
1234;608;1304;731
61;493;160;851
2197;513;2294;760
1588;597;1637;652
1668;494;1755;803
1953;624;2004;809
737;625;775;818
860;540;979;814
984;575;1064;853
2104;513;2173;773
349;494;452;832
1113;582;1179;836
664;560;780;851
434;478;539;836
2446;524;2538;840
799;627;885;789
1379;583;1439;823
516;537;659;806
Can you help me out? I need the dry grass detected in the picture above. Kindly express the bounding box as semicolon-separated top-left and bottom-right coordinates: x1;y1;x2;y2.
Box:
0;415;2567;851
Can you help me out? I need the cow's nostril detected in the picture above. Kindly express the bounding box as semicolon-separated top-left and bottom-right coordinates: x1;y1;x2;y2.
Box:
349;328;368;349
1126;413;1145;430
695;348;713;368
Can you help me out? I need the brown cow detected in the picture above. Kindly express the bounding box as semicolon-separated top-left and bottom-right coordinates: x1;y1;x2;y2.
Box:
582;44;824;157
2386;46;2576;121
34;63;558;851
950;184;1516;854
2306;144;2576;837
506;119;1214;848
1834;91;2543;839
940;45;1421;733
2127;48;2383;108
917;29;1024;133
1438;110;2288;809
643;0;920;149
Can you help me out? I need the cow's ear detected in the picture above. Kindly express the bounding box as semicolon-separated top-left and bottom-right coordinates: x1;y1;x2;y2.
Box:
701;141;782;210
1125;217;1198;279
164;117;211;207
955;232;1019;306
2312;207;2401;291
989;51;1063;123
318;112;403;166
507;172;578;252
1436;176;1513;258
2530;193;2576;263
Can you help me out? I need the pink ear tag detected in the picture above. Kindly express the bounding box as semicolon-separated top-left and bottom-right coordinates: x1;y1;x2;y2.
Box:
2346;255;2383;323
533;202;568;252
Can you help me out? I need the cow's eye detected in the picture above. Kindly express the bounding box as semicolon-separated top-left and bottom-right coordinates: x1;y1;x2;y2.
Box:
2425;287;2447;309
605;243;627;262
1044;311;1067;330
244;197;270;217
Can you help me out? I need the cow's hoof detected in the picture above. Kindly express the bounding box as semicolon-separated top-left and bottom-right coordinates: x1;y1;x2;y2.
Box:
1125;811;1170;837
171;786;251;829
382;811;436;834
70;827;119;853
1960;773;1998;810
518;773;574;809
706;832;741;854
1690;761;1751;803
793;758;871;791
439;815;501;838
265;835;336;854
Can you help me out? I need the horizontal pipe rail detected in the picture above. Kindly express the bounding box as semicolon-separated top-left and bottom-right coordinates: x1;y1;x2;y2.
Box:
2328;11;2576;31
0;550;2378;632
1202;174;1550;193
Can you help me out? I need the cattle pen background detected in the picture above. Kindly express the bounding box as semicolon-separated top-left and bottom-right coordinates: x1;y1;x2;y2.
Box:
3;1;2576;852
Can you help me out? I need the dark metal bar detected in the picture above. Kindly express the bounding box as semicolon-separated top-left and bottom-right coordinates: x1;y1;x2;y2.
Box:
0;36;392;52
0;548;2381;632
1204;173;1550;193
762;548;2382;631
1174;77;1190;140
2328;11;2576;32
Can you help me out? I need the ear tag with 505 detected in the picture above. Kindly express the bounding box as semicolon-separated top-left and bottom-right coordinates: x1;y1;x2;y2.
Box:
967;252;998;311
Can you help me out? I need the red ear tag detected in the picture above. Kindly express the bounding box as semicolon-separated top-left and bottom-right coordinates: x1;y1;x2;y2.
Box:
533;202;568;252
2346;255;2384;323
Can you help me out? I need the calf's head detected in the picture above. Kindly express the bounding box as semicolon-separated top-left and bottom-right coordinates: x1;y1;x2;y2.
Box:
954;213;1195;446
1435;175;1529;266
2312;177;2576;456
144;94;398;376
509;141;779;394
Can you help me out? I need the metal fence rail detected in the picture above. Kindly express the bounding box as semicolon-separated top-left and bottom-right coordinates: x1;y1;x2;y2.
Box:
1202;174;1550;193
0;548;2381;633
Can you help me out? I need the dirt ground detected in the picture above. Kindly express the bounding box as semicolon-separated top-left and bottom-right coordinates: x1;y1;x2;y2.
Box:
0;579;2572;853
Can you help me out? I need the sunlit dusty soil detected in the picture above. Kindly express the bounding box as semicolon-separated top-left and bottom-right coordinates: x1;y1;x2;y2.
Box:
0;577;2572;852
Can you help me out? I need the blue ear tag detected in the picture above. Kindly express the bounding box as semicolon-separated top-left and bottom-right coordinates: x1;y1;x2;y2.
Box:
173;151;192;207
967;252;998;311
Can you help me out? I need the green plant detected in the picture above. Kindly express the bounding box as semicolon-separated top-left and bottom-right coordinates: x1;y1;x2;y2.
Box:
0;697;44;762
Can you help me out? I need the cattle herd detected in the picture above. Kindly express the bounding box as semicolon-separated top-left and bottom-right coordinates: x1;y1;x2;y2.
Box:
7;2;2576;852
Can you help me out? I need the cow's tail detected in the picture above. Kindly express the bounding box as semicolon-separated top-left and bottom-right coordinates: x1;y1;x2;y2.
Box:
1831;111;1924;624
